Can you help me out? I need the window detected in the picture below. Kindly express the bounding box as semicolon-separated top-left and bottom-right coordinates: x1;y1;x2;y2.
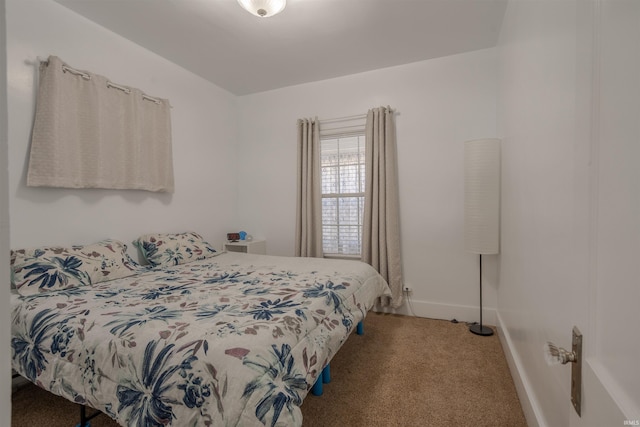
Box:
320;135;365;257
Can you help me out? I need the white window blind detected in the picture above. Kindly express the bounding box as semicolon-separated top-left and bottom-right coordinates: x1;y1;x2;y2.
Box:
320;134;365;257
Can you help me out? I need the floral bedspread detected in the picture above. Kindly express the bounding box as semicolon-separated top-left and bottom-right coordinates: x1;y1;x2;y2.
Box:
11;252;390;426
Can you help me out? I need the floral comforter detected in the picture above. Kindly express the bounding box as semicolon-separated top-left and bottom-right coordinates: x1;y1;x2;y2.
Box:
11;252;390;426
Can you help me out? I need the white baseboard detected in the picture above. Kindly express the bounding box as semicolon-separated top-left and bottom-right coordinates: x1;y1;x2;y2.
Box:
495;311;546;427
375;296;497;326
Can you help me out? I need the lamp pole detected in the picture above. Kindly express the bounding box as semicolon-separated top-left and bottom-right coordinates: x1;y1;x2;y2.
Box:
469;254;493;336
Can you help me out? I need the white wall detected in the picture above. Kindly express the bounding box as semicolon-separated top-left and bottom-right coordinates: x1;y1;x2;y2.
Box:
584;0;640;421
497;1;640;426
7;0;238;254
237;49;499;323
497;1;589;425
1;0;12;423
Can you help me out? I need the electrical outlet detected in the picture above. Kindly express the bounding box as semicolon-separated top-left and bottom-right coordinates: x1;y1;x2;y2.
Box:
403;286;412;294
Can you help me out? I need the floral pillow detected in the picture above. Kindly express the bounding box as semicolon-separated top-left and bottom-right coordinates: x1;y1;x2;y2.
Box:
134;231;217;267
11;239;139;296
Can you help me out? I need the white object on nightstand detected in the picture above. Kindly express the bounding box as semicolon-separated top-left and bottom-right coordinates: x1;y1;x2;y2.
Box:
224;239;266;255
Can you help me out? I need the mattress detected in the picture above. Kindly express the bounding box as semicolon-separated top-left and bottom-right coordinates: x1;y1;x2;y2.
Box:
11;252;390;426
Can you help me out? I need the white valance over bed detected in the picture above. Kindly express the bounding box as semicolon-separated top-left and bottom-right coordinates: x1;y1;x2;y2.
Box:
27;56;174;193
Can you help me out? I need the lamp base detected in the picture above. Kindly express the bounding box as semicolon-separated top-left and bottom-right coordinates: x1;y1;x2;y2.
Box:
469;323;494;336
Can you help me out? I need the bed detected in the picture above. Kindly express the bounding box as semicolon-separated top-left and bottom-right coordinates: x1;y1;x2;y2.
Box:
10;234;390;427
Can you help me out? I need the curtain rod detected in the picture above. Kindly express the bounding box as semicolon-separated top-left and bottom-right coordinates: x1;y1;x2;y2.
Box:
320;108;398;124
36;57;90;80
35;56;162;105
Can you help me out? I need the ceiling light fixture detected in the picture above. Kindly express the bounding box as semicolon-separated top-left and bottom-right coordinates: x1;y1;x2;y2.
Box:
237;0;286;18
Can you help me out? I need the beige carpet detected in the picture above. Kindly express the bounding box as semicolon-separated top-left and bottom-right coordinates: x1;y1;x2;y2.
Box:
12;313;527;427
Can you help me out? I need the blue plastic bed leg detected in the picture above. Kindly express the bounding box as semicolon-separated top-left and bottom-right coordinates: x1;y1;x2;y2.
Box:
322;364;331;383
311;374;323;396
357;321;364;335
75;423;90;427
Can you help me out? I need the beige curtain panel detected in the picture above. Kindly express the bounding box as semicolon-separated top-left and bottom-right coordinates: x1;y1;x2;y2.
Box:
295;118;323;257
362;106;404;308
27;56;174;192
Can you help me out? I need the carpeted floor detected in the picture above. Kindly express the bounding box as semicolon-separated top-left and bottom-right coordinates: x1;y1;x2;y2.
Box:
12;313;527;426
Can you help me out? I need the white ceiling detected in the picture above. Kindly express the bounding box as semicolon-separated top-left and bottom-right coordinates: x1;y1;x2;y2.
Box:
55;0;507;95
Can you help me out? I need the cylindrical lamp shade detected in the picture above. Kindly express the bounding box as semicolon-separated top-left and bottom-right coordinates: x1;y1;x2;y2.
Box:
464;138;501;254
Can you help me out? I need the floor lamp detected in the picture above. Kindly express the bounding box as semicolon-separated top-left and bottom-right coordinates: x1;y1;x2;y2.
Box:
464;138;500;336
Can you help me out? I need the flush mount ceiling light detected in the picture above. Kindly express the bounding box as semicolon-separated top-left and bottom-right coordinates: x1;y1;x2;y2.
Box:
237;0;286;17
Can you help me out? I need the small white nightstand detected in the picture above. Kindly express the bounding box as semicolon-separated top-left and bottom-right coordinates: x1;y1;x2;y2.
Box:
224;239;266;255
